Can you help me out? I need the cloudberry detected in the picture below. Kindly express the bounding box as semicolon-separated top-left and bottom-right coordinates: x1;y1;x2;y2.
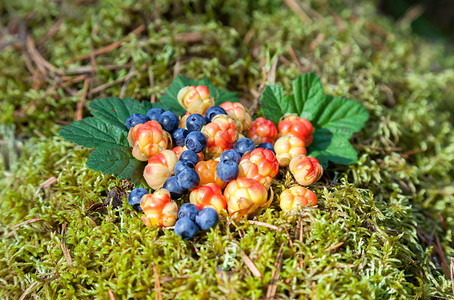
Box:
189;183;227;213
143;150;178;189
128;121;171;161
140;188;178;227
201;114;238;158
224;177;268;218
219;102;252;132
177;85;214;114
289;155;323;186
247;117;277;145
195;160;226;189
238;148;279;189
279;185;317;211
274;135;306;167
278;115;314;146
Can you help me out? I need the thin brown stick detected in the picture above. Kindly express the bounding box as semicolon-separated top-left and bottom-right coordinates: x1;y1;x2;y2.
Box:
108;289;115;300
249;55;279;115
266;243;284;300
434;233;450;279
37;19;63;45
173;59;180;78
243;253;262;278
450;258;454;296
39;177;57;188
66;25;146;64
288;45;303;73
324;242;344;252
19;281;39;300
89;70;138;96
60;74;87;88
27;34;64;76
62;63;134;75
153;263;162;300
60;223;73;267
4;218;44;238
398;4;425;26
283;227;294;249
120;67;136;98
159;32;203;44
76;79;90;121
284;0;312;24
247;220;281;232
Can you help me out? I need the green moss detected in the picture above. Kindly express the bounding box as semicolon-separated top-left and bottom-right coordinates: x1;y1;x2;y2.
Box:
1;0;454;298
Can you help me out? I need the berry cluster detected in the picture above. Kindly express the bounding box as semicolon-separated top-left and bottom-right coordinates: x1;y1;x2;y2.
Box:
125;85;325;239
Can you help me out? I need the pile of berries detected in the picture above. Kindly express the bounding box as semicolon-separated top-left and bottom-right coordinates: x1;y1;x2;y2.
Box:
125;85;323;239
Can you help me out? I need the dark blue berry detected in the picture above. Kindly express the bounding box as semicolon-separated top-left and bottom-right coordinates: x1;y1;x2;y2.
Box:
185;131;207;153
257;142;275;154
180;150;200;165
172;128;189;147
220;149;241;164
158;111;179;133
178;203;199;221
125;113;148;130
163;176;185;199
174;160;196;175
216;160;239;183
128;188;148;212
195;207;219;230
205;106;227;123
174;217;199;239
186;114;207;132
234;138;255;156
176;168;200;191
146;108;165;121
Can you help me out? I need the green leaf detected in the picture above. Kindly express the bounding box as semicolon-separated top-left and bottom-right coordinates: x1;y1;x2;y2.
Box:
308;129;358;169
89;97;167;128
260;72;369;167
260;85;296;125
86;145;148;187
292;72;324;121
313;95;370;138
160;75;239;116
60;117;129;148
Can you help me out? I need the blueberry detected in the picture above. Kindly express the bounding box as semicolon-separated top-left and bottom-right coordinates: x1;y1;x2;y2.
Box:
195;207;219;230
128;188;148;212
257;142;275;154
205;106;227;123
180;150;200;165
146;108;165;121
163;176;185;199
216;160;239;183
178;203;199;221
174;217;199;239
172;128;189;147
234;138;255;156
176;168;200;191
186;114;207;132
185;131;207;153
174;160;196;175
158;111;179;133
220;149;241;164
125;113;148;130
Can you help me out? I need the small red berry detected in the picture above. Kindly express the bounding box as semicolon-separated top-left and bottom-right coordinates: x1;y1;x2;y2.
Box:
246;117;277;145
140;188;178;227
238;148;279;189
280;185;317;211
189;183;227;213
289;155;323;186
278;115;314;146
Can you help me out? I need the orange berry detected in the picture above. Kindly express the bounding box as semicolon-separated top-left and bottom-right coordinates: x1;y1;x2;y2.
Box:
177;85;214;114
201;114;238;158
143;150;178;189
238;148;279;189
140;188;178;227
279;185;317;211
189;183;227;213
289;155;323;186
223;177;268;218
220;101;252;132
195;160;226;189
246;117;277;145
278;115;314;146
274;136;306;167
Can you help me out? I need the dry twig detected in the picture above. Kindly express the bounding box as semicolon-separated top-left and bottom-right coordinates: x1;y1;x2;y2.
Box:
266;243;284;299
243;253;262;278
